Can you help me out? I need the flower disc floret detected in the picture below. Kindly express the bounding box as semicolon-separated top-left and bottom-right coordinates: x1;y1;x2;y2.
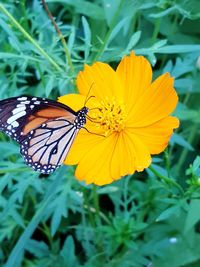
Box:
92;97;127;136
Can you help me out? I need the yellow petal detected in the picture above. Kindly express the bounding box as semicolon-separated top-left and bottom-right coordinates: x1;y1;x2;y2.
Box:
57;94;86;112
64;130;104;165
77;62;124;101
128;116;179;154
127;73;178;127
123;131;152;172
74;131;151;186
74;134;116;185
116;52;152;112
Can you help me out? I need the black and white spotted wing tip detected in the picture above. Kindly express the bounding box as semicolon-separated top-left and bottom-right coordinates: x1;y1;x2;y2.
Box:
0;96;53;143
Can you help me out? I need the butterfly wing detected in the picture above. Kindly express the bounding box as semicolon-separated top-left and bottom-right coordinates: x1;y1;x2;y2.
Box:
0;96;79;173
20;117;78;174
0;96;77;143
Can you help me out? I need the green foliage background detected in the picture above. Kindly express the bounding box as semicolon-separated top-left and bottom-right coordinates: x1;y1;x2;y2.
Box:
0;0;200;266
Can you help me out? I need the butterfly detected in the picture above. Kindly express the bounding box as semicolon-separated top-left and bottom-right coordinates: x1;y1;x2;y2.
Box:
0;96;89;174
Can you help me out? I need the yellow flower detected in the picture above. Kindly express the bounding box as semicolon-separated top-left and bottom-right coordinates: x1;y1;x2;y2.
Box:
58;52;179;186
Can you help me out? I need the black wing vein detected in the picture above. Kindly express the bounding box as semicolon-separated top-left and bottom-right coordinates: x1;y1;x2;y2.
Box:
20;122;78;174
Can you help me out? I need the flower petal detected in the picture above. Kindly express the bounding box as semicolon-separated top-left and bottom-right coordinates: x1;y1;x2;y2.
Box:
64;130;104;165
127;73;178;127
128;116;179;154
116;52;152;112
74;132;151;186
58;94;86;112
123;131;152;172
58;93;105;165
77;62;124;101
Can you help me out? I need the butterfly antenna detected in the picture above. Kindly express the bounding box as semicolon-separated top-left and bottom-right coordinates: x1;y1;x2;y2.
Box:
84;82;95;106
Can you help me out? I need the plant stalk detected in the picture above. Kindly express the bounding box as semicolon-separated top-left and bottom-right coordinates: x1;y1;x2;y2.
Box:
0;3;62;72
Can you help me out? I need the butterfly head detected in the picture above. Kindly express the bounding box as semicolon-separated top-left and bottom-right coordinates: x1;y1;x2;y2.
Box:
75;106;89;129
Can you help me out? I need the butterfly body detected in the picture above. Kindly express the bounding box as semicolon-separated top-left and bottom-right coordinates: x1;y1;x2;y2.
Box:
0;96;88;174
73;107;88;129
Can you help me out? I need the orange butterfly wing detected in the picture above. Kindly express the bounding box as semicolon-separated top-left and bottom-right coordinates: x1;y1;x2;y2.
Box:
22;107;76;135
0;96;88;174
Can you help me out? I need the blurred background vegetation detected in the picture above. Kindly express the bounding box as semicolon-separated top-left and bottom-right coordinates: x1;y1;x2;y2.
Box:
0;0;200;266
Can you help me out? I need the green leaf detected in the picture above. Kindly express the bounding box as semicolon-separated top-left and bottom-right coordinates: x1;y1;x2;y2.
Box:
184;199;200;233
45;75;54;97
107;17;129;46
4;170;64;267
136;45;200;54
47;0;104;20
125;31;141;52
60;236;79;266
171;133;194;151
50;188;68;236
156;205;181;222
150;6;176;18
26;239;49;258
82;16;91;60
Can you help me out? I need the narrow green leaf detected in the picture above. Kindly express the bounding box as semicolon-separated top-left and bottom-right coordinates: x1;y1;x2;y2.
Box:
82;16;91;60
136;45;200;54
171;133;194;151
156;205;181;222
125;31;141;51
107;17;128;46
45;75;54;97
61;236;77;266
4;170;64;267
184;199;200;233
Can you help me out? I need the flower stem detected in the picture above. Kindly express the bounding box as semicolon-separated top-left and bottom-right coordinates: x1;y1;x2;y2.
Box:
164;148;170;177
92;185;101;223
176;124;198;175
0;3;62;72
41;0;74;75
149;165;184;195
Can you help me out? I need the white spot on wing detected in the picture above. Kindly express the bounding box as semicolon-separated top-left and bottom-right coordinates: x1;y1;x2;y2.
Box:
12;106;26;114
12;121;19;127
7;111;26;124
16;104;24;108
20;101;30;105
17;97;27;101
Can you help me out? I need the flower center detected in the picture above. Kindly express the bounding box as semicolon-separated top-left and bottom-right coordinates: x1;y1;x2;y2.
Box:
91;97;127;136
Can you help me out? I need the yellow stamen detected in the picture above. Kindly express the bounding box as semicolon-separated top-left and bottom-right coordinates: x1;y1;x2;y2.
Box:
91;97;127;136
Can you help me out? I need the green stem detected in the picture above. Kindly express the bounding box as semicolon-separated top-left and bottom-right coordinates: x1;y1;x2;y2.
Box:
176;124;198;175
149;165;184;195
164;149;170;177
19;0;29;31
0;3;62;72
83;188;95;227
92;185;100;224
92;0;124;62
41;0;74;75
60;35;74;74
